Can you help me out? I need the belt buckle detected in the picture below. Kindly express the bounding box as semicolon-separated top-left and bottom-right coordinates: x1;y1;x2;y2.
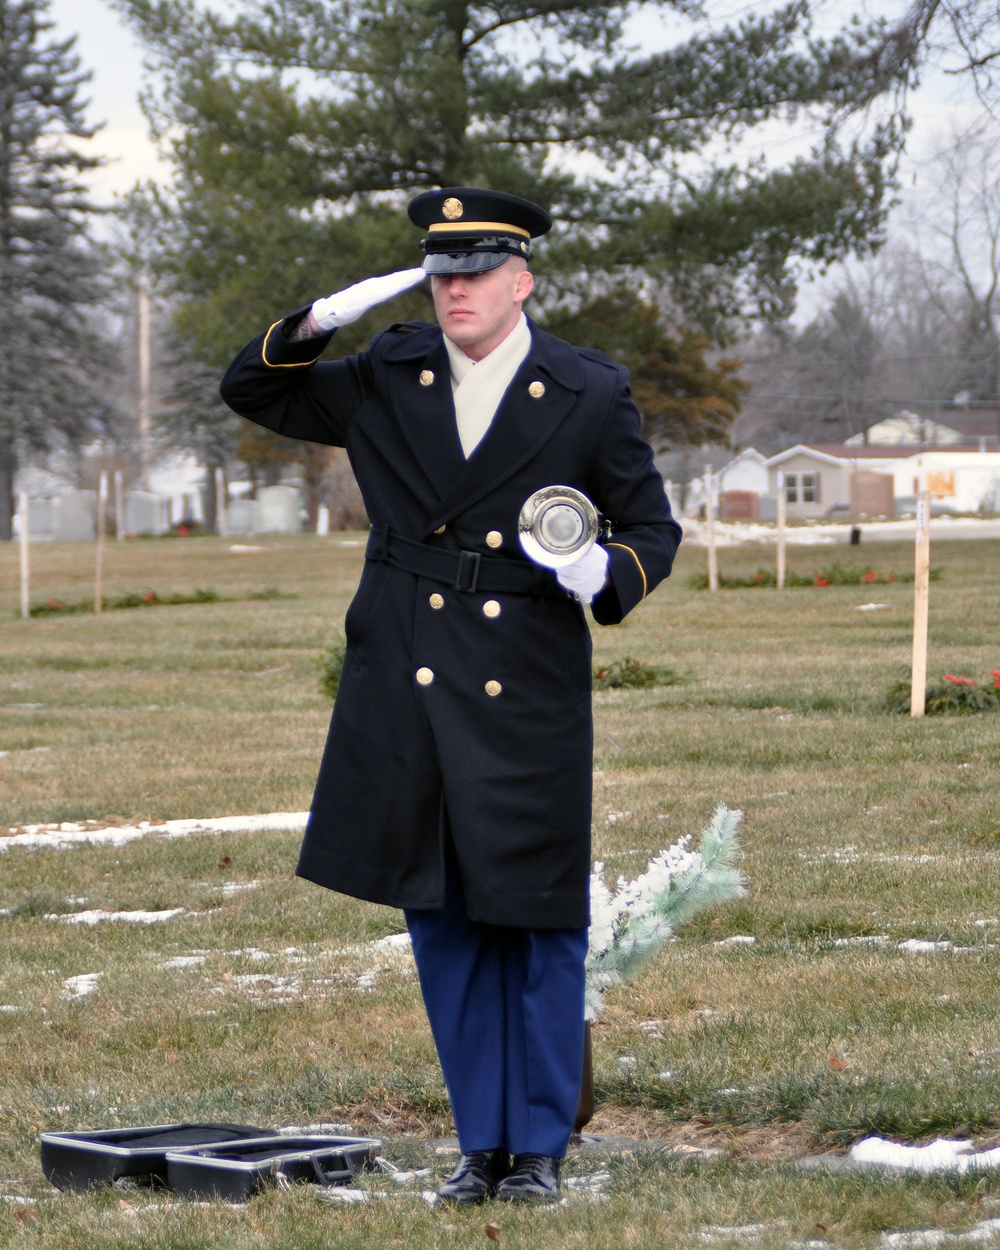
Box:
454;550;481;593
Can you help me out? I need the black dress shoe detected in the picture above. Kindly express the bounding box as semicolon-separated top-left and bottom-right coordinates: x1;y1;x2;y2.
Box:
495;1153;561;1203
436;1149;510;1204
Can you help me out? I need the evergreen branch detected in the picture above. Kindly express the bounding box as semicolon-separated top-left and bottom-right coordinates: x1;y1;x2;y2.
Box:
585;804;747;1020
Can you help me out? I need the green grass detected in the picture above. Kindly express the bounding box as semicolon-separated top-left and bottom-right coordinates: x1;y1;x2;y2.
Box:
1;531;1000;1247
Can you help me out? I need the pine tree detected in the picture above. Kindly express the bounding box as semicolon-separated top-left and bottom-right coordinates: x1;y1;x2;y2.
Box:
110;0;972;472
111;0;911;344
0;0;119;538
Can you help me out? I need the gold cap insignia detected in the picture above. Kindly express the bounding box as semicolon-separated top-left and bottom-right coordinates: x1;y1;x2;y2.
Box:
528;381;545;399
419;369;434;386
442;197;464;221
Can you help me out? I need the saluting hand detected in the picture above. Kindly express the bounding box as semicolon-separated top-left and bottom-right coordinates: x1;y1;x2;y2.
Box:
311;268;427;330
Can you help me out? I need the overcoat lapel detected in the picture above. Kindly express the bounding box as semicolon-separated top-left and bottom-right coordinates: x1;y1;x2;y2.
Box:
382;328;465;502
431;322;586;525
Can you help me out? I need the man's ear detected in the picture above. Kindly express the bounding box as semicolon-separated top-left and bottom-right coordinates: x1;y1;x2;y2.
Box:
514;269;534;302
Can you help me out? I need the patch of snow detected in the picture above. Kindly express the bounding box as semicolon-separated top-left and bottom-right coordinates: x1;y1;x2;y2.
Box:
372;933;412;951
316;1186;370;1203
715;935;756;946
161;955;206;969
62;973;102;999
851;1138;1000;1174
856;603;890;611
46;908;186;925
880;1219;1000;1247
0;812;309;854
699;1221;790;1241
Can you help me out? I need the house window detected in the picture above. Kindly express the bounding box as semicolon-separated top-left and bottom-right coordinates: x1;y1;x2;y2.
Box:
784;472;819;504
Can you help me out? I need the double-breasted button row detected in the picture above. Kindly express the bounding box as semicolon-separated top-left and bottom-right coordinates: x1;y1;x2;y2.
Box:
428;525;503;545
415;667;503;697
417;368;543;400
426;592;501;618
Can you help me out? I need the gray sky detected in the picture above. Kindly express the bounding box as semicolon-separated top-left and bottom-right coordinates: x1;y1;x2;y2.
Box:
49;0;162;199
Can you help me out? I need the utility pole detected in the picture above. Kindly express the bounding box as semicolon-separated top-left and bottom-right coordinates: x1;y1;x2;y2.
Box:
137;276;152;490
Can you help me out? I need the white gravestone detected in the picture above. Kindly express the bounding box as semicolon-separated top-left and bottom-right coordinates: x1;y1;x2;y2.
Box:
124;491;166;536
226;497;259;535
256;485;301;534
28;499;54;541
52;490;97;541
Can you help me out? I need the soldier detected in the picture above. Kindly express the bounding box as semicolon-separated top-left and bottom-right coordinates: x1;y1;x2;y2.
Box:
220;187;682;1203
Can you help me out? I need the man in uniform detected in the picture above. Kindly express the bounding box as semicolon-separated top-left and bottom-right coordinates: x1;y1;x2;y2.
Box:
220;187;682;1203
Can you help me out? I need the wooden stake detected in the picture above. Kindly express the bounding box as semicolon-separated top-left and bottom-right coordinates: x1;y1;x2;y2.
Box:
19;490;30;620
137;277;153;490
95;471;108;615
776;471;787;590
215;466;228;537
114;469;125;540
705;464;718;591
910;486;931;717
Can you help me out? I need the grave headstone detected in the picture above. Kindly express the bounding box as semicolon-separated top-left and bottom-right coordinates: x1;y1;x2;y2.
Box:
124;491;166;536
28;499;54;541
226;497;259;535
257;485;301;534
52;490;96;541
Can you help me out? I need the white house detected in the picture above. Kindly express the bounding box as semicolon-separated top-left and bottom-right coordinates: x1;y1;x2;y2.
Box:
680;448;769;517
763;444;1000;519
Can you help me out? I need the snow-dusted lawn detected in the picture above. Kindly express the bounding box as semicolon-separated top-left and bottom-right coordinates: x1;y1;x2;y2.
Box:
2;533;1000;1247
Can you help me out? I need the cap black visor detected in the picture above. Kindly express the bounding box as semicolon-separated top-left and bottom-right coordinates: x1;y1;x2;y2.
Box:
422;251;516;275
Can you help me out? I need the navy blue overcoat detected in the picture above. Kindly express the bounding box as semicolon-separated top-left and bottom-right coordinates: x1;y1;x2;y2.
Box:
221;312;681;928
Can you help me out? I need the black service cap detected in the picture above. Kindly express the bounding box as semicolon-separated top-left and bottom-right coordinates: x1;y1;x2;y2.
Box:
408;186;552;274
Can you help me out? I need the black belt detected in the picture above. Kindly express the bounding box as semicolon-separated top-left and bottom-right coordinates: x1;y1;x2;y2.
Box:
365;526;560;596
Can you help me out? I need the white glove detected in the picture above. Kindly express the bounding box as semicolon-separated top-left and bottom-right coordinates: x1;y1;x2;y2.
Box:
311;268;426;330
556;544;610;604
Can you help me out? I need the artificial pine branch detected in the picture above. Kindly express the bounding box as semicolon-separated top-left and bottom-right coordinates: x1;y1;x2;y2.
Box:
585;804;747;1019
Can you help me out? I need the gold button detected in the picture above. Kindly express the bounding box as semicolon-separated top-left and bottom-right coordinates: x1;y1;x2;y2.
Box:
416;667;435;685
434;524;446;534
419;369;434;386
485;680;502;697
429;593;444;610
528;380;545;398
483;600;501;618
486;530;503;548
